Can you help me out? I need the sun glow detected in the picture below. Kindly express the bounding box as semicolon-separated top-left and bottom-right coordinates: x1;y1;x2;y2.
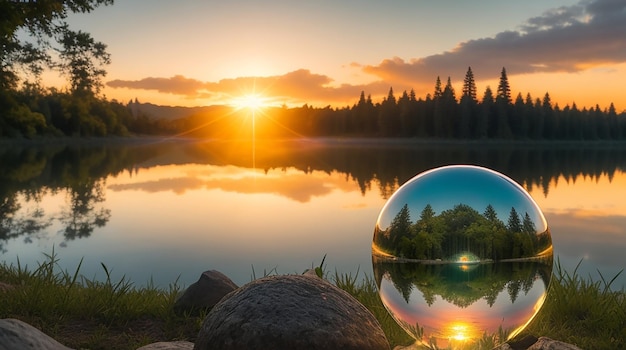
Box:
231;93;269;111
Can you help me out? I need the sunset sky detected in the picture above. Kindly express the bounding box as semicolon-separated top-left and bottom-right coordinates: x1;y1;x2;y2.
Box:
57;0;626;110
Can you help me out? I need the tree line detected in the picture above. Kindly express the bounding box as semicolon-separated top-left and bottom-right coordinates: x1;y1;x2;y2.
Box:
282;67;625;140
373;203;552;261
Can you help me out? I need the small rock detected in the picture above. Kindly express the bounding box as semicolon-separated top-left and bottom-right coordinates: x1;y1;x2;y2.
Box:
0;318;73;350
174;270;238;314
494;344;514;350
0;282;14;292
527;336;583;350
493;336;583;350
194;273;390;350
136;341;194;349
508;335;539;349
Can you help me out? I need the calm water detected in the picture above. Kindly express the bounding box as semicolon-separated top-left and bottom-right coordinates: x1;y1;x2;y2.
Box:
0;139;625;290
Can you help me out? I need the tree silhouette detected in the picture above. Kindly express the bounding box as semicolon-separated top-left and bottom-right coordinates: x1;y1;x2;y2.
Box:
0;0;113;94
57;28;111;97
496;68;513;138
462;67;477;102
497;67;512;105
378;87;399;137
477;86;494;138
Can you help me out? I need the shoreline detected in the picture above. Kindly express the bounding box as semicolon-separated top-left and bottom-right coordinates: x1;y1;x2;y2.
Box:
4;135;626;148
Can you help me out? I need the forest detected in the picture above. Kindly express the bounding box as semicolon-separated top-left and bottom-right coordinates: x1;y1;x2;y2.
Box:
373;203;553;262
1;1;625;140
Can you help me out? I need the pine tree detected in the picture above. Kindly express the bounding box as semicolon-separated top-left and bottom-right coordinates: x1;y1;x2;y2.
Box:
522;212;536;234
433;76;443;99
460;68;477;139
398;90;412;137
441;77;458;137
495;68;512;138
496;67;511;105
483;204;498;222
477;86;494;138
378;87;399;136
507;207;522;233
443;77;456;101
542;92;554;139
512;93;525;138
462;66;477;102
357;91;366;105
433;77;445;137
388;203;413;253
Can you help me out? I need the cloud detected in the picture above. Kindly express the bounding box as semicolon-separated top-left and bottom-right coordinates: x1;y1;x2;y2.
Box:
363;0;626;84
107;75;208;96
107;69;387;106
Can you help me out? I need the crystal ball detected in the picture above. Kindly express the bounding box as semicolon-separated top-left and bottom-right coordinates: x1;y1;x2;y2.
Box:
372;165;553;348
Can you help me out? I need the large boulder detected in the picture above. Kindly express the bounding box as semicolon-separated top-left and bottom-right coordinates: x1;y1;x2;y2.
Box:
0;318;73;350
174;270;238;314
194;273;390;350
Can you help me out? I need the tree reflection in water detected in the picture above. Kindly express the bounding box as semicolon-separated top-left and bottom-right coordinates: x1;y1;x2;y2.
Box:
373;257;552;348
0;191;52;253
60;179;111;240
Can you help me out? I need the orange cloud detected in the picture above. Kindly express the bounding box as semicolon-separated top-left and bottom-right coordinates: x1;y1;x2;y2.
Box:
107;69;391;106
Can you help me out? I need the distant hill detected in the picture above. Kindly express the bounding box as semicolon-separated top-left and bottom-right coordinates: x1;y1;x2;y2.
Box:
127;101;231;120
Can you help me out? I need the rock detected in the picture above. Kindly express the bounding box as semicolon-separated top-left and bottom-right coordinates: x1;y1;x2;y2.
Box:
508;335;539;349
0;282;14;293
174;270;238;314
527;337;583;350
194;273;390;350
493;336;583;350
0;318;73;350
136;341;194;349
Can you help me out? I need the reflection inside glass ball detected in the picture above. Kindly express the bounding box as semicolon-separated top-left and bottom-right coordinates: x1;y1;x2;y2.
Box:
372;165;553;348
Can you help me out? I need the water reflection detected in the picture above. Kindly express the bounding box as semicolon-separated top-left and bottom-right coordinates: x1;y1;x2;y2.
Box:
0;140;623;290
60;179;110;240
373;257;551;348
0;192;52;253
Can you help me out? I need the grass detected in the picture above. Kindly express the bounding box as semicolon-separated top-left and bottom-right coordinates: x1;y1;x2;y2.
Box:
0;248;205;349
521;260;625;349
0;251;624;350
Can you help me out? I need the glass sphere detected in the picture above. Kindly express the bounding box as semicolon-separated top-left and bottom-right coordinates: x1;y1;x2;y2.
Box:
372;165;552;348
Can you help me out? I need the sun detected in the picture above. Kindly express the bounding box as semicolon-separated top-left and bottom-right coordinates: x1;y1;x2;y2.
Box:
231;93;269;111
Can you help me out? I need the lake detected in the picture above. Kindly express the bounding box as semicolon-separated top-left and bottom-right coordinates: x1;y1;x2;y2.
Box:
1;138;625;291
